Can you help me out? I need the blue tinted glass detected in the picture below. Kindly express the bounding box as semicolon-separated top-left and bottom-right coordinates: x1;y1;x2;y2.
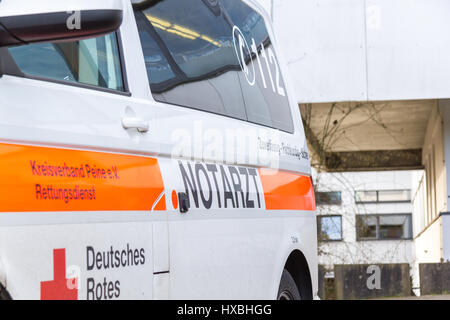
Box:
136;15;176;84
135;0;247;120
225;0;294;132
8;33;124;91
9;43;76;82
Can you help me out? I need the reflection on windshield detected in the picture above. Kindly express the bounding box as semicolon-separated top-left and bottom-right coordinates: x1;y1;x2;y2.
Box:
135;0;294;133
146;14;222;47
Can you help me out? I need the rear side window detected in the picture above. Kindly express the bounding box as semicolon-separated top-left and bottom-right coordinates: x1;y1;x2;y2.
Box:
8;33;124;92
134;0;294;133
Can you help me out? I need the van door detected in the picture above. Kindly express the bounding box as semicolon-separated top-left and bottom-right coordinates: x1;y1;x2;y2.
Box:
132;0;315;299
0;3;166;300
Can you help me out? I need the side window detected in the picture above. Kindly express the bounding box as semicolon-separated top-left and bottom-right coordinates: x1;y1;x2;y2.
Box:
224;0;294;132
134;0;247;120
134;0;294;132
8;33;124;92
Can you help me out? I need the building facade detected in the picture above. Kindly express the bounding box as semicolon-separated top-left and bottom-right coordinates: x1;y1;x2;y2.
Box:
314;170;416;295
257;0;450;296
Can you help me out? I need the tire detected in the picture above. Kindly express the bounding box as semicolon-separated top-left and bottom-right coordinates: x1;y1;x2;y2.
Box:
0;284;11;300
277;269;301;300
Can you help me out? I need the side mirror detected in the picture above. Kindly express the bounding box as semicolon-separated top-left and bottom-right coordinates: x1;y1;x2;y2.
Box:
0;0;124;47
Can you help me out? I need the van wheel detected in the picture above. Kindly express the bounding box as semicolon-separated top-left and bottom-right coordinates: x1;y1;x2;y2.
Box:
277;269;301;300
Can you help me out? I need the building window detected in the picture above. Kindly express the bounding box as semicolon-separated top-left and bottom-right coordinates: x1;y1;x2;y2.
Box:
355;190;411;204
317;215;343;241
356;214;412;240
316;191;342;205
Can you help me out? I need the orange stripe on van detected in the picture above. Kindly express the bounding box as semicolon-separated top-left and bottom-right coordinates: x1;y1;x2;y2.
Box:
259;168;316;211
0;143;165;212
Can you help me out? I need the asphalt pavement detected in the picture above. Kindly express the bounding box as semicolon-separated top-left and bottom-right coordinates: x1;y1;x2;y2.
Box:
376;294;450;300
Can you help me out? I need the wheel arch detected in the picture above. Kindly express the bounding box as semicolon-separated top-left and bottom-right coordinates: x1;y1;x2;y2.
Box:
283;249;313;300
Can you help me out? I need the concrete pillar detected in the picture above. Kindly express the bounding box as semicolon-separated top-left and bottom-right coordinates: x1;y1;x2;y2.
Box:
438;99;450;262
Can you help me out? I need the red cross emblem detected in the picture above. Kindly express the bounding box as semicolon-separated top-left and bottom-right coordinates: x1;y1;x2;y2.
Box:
40;249;78;300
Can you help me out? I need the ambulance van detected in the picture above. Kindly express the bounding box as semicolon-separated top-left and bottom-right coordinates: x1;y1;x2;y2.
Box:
0;0;317;300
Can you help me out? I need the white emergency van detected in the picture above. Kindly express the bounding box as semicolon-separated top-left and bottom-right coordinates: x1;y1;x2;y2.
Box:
0;0;317;300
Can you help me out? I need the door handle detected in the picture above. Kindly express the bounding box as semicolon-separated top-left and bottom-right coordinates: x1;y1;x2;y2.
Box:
178;192;190;214
121;117;149;133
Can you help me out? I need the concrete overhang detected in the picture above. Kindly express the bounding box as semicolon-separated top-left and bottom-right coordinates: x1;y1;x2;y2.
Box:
300;99;435;171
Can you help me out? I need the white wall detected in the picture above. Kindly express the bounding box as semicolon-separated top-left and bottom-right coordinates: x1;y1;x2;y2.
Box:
319;241;414;267
271;0;450;103
413;218;442;263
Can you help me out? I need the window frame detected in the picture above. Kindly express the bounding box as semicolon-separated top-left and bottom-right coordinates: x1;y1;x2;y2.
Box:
4;31;131;97
317;214;343;242
355;213;413;241
354;189;411;204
